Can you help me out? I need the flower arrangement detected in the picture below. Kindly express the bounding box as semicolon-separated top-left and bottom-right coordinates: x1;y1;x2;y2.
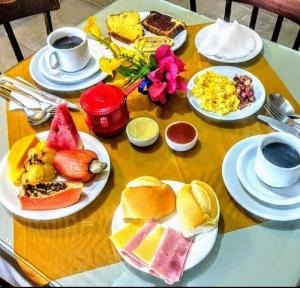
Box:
84;17;186;105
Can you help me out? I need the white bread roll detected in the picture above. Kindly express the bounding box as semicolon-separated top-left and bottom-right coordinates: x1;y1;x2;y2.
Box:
121;176;176;220
176;180;220;238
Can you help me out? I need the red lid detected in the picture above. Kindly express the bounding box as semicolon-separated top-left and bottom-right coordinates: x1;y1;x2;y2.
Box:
80;83;125;115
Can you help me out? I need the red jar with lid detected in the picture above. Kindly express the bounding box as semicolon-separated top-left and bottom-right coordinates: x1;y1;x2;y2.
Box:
80;83;129;137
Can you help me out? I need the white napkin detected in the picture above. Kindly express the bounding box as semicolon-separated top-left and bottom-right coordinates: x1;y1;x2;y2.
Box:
9;91;41;110
199;19;256;60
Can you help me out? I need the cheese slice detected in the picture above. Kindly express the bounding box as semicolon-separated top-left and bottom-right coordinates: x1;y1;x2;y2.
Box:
110;220;145;250
133;224;165;265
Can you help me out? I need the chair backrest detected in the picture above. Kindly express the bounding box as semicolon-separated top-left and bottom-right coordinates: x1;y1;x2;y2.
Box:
189;0;300;50
0;0;60;62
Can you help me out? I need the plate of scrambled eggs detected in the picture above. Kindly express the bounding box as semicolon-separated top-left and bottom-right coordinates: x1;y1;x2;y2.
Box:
187;66;265;121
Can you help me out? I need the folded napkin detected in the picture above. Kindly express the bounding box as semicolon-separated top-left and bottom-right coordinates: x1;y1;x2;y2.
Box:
9;91;41;111
199;18;256;60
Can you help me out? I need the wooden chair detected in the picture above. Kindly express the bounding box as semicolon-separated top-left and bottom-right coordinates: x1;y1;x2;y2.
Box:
0;0;60;62
189;0;300;50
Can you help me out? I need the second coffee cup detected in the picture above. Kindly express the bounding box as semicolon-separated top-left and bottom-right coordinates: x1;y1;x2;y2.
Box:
46;27;90;73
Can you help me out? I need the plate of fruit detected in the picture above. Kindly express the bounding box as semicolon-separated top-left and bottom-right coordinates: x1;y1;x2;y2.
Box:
0;104;110;220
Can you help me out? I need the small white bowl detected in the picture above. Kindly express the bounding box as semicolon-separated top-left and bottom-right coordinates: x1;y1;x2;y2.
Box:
126;117;159;147
165;121;198;152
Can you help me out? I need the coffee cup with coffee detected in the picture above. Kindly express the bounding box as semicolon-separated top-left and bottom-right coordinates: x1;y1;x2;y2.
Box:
46;27;90;73
255;132;300;188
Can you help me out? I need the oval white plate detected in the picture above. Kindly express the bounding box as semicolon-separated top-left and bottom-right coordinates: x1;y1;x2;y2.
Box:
187;66;266;121
30;47;108;92
39;39;112;85
195;24;263;63
222;135;300;221
0;131;110;220
110;12;187;52
111;180;218;273
237;143;300;206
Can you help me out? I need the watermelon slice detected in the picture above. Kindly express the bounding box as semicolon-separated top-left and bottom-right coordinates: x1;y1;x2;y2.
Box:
47;103;83;150
19;181;83;210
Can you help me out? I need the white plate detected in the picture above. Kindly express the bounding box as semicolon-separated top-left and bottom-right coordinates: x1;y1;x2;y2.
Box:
30;47;108;92
39;39;112;85
222;135;300;221
187;66;266;121
237;143;300;206
111;180;218;273
110;12;187;52
195;24;263;63
0;131;110;220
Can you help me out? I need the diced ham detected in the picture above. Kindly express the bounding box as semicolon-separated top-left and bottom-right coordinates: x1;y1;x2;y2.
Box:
121;220;157;268
149;228;193;285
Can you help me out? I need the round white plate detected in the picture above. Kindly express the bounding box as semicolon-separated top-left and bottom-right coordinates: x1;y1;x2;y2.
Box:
195;24;263;63
0;131;110;220
111;180;218;273
110;12;187;52
237;143;300;206
222;135;300;221
187;66;266;121
39;39;112;85
30;47;108;92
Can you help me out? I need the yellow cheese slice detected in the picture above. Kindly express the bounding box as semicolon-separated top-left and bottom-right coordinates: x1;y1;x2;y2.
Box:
133;224;165;265
110;220;145;250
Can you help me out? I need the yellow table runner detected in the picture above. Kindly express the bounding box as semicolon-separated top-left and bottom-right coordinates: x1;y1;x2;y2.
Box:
6;24;300;284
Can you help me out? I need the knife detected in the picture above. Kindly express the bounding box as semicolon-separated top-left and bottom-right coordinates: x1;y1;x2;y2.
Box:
1;75;80;111
258;115;300;137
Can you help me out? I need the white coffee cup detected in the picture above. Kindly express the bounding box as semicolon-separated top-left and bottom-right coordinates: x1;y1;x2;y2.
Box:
254;132;300;188
46;27;90;73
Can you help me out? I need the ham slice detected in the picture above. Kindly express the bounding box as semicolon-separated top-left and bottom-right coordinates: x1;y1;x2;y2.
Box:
121;220;157;268
149;228;193;285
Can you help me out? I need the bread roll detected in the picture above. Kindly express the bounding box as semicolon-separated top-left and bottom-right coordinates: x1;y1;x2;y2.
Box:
176;180;220;238
121;176;176;219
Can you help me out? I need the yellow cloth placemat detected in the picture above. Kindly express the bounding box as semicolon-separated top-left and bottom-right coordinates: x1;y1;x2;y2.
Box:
5;24;300;284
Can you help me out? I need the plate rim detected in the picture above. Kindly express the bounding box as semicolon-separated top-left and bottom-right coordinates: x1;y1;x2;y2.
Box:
236;143;300;206
111;179;218;273
0;131;110;221
187;66;266;121
195;23;263;63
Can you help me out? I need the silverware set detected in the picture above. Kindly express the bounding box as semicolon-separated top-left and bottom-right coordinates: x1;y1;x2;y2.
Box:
0;74;79;125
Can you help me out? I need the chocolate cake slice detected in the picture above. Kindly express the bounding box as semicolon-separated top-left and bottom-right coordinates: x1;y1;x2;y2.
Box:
142;11;186;39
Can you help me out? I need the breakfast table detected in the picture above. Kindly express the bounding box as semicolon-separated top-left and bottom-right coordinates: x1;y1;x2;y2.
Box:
1;0;300;286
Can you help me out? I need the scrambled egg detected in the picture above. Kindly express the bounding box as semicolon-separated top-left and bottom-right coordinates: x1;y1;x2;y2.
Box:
192;71;240;115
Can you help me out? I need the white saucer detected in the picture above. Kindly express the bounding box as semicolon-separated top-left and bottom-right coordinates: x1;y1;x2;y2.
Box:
237;143;300;206
30;44;109;92
222;135;300;221
195;24;263;63
39;39;113;85
110;12;187;52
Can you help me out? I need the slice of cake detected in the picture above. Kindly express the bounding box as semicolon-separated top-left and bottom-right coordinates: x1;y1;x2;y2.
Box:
142;11;186;39
106;11;144;44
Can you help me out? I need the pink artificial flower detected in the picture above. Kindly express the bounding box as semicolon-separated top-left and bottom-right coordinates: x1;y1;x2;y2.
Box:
148;45;187;104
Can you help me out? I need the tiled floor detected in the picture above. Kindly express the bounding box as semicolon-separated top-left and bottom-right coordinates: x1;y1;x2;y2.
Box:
0;0;298;72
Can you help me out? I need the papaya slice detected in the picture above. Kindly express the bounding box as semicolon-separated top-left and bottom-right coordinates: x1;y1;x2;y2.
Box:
19;181;83;210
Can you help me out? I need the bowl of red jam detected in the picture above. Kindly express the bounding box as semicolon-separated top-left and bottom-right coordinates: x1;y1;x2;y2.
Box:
165;121;198;152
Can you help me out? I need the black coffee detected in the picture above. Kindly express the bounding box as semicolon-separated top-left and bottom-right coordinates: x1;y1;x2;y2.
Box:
52;36;83;49
262;142;300;168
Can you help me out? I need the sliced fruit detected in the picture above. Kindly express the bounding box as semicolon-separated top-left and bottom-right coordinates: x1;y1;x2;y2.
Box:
47;103;83;151
19;181;83;210
8;135;39;186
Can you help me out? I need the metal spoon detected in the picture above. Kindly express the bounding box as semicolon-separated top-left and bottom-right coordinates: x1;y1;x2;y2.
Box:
0;92;51;125
268;93;300;119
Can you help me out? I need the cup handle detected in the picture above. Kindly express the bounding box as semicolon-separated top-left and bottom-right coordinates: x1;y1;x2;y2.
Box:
45;50;60;72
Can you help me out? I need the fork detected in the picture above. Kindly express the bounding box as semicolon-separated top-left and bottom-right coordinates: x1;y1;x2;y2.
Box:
264;102;300;128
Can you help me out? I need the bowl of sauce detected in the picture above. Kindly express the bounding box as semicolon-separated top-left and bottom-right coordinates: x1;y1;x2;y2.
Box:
126;117;159;147
165;121;198;152
255;132;300;188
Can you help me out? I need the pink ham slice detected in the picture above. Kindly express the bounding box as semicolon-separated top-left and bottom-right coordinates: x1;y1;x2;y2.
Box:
121;220;157;269
149;228;193;285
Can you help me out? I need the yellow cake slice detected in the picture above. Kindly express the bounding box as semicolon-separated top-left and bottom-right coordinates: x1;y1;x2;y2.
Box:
106;11;144;44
